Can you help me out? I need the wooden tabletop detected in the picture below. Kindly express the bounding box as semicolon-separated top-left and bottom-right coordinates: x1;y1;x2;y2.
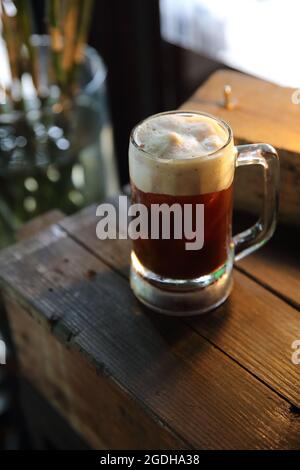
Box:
1;69;300;449
0;197;300;449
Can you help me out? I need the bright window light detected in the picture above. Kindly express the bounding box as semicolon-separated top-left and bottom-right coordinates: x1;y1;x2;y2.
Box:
160;0;300;88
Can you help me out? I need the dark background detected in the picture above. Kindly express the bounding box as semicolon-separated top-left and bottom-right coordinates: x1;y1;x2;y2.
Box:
87;0;223;185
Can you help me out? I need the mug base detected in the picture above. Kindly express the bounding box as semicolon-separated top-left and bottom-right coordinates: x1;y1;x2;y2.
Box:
130;252;233;316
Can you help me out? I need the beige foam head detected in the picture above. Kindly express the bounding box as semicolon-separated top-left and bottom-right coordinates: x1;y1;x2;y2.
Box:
129;111;236;196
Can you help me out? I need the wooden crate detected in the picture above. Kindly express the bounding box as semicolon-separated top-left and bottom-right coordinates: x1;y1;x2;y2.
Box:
183;69;300;226
0;198;300;449
1;72;300;449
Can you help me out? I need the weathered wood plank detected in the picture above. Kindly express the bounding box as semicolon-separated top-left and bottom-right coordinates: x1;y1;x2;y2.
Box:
6;294;181;450
2;68;299;450
230;212;300;309
185;69;300;153
182;69;300;226
236;224;300;309
16;210;65;242
1;224;300;448
59;204;300;408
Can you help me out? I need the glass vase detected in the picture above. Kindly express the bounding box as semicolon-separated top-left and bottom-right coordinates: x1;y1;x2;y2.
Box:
0;36;119;247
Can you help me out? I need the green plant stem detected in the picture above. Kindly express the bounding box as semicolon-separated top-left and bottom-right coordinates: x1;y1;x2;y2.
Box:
1;0;24;110
0;84;12;114
69;0;94;92
16;0;39;94
1;0;94;115
75;0;94;63
1;0;21;81
47;0;65;91
63;0;80;86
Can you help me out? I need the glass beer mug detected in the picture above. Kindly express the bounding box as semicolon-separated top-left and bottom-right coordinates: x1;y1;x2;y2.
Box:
129;111;279;315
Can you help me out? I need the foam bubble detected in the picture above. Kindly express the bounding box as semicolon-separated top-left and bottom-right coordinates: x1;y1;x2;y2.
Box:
129;112;236;195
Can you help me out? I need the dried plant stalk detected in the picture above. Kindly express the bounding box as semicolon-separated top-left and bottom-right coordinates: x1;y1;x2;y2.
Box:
0;84;11;114
67;0;94;92
62;0;80;83
1;1;21;82
0;0;24;108
47;0;65;90
1;0;95;105
16;0;39;93
74;0;94;65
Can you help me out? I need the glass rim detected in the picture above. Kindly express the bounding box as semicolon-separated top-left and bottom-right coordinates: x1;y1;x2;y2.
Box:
31;35;107;93
0;35;106;124
130;110;233;162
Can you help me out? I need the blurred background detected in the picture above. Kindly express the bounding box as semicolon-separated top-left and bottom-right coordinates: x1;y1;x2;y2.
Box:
0;0;298;449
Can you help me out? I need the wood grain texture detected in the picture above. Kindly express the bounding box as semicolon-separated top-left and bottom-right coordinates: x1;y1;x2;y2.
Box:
1;219;300;449
61;202;300;311
186;70;300;153
16;210;65;242
2;69;300;449
60;203;300;409
6;294;181;450
237;224;300;309
182;69;300;225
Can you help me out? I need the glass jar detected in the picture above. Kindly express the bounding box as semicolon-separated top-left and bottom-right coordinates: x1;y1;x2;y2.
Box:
0;36;119;247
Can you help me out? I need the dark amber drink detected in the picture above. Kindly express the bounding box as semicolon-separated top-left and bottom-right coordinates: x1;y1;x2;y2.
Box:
131;183;233;279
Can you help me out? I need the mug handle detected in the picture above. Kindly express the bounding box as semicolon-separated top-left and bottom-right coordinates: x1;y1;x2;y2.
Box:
234;144;280;261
